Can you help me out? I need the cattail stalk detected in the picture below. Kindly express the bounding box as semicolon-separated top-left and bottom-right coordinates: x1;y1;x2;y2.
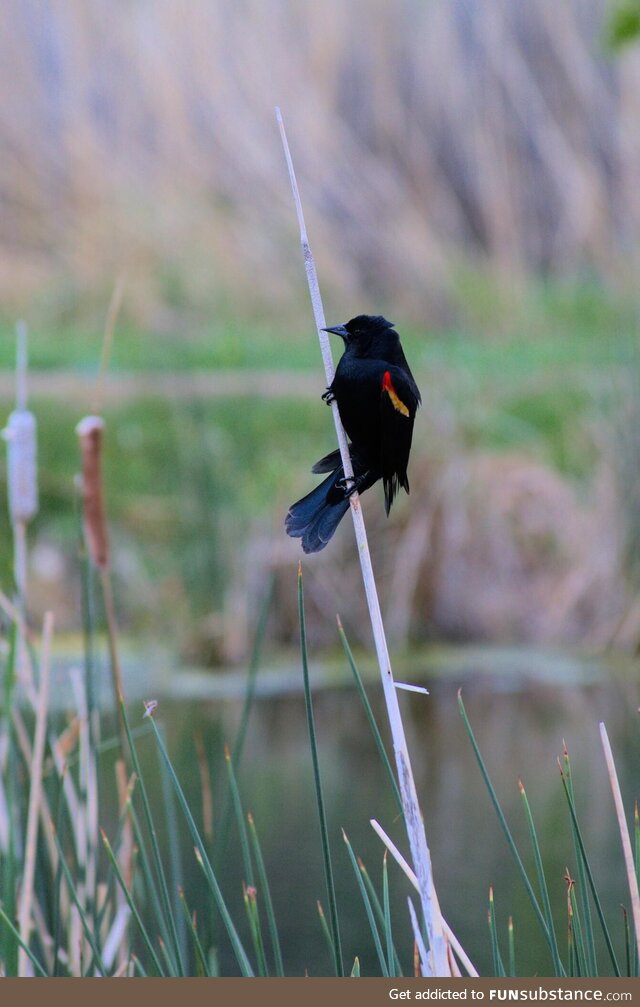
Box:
3;321;38;690
277;108;450;975
76;415;126;752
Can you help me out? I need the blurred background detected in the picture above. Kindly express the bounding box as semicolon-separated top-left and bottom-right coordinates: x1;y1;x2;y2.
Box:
1;0;639;976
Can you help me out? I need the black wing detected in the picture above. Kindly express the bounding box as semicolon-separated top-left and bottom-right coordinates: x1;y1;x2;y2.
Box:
379;365;420;514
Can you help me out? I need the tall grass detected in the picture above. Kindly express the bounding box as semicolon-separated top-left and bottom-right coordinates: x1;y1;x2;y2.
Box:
1;588;637;975
458;692;639;977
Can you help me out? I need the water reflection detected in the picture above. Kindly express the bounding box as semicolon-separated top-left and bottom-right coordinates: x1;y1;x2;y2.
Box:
127;669;638;976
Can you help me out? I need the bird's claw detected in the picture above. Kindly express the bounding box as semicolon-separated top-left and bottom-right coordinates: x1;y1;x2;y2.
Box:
321;388;335;405
337;476;358;496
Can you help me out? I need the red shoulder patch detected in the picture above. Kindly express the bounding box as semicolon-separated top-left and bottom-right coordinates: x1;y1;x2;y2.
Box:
381;370;410;417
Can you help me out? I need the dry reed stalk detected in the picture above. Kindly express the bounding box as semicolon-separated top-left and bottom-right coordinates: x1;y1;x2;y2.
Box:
70;667;99;931
277;108;450;975
9;704;60;880
115;761;135;891
599;722;640;961
17;610;53;976
114;760;135;973
69;904;82;977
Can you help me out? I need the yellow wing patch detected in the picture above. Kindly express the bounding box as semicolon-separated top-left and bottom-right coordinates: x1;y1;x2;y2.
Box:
382;370;410;417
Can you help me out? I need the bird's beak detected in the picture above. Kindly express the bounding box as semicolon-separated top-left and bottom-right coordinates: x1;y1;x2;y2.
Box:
321;324;349;340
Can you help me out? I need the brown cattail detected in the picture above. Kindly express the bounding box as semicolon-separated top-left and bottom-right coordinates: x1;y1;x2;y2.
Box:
76;415;109;569
3;408;38;525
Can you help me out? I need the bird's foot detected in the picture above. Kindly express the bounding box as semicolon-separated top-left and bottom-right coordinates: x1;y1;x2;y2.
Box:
337;474;366;498
321;387;335;405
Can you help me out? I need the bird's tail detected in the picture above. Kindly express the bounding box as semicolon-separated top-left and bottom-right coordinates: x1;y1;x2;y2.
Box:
285;463;351;554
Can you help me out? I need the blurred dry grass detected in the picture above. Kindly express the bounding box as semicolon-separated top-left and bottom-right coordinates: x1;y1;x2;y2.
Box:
1;0;640;323
1;1;639;661
269;443;629;655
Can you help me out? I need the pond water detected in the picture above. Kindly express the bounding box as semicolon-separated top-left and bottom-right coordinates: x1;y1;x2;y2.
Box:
108;650;639;977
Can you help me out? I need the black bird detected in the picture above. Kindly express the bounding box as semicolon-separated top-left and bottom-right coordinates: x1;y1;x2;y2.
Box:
285;314;421;553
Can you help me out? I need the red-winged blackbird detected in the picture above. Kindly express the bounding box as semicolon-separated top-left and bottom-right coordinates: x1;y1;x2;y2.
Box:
285;314;421;553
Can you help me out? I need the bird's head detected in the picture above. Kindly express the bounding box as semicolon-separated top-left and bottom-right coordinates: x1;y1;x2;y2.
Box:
322;315;394;353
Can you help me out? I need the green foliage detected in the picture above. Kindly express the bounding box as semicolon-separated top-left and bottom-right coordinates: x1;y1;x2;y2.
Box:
459;694;638;977
607;1;640;49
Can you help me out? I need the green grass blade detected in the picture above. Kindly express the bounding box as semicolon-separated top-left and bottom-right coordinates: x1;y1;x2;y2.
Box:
226;757;269;970
298;567;343;977
243;883;268;977
343;829;389;977
519;779;563;975
158;723;187;961
559;766;620;975
178;889;211;977
382;851;395;976
147;715;254;976
562;747;596;973
568;917;576;978
488;887;506;977
247;811;285;976
131;955;147;977
508;916;516;977
337;617;403;818
101;828;166;976
214;581;274;865
120;700;183;975
358;858;403;975
316;900;334;961
351;956;361;976
0;904;48;977
157;937;177;975
125;796;175;959
224;745;254;888
622;907;631;978
458;691;564;974
568;880;588;976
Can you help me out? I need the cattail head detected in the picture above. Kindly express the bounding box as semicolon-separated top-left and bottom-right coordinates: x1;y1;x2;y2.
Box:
76;415;109;569
3;408;39;525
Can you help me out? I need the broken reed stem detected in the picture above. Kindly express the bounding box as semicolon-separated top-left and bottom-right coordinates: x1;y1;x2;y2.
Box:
18;611;54;975
370;817;479;977
599;722;640;961
276;106;450;976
